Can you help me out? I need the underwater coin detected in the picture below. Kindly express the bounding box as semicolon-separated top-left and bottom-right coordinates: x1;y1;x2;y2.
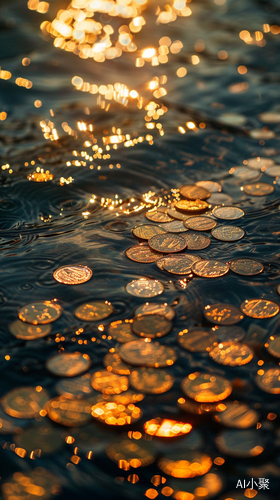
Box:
91;401;142;426
158;450;212;478
46;396;92;427
266;335;280;358
103;352;131;375
177;329;217;352
1;387;50;419
14;421;64;456
214;325;245;342
211;225;245;241
242;182;274;196
240;299;279;318
144;418;192;437
46;352;91;377
249;129;275;139
175;199;209;213
203;303;244;325
192;259;229;278
264;165;280;177
195;180;222;193
148;233;187;253
91;370;129;394
1;468;60;500
129;367;174;394
108;320;138;343
126;278;164;297
126;243;162;263
132;224;166;240
229;166;260;180
106;438;156;466
229;258;263;276
180;184;210;201
212;206;245;220
218;112;247;126
55;373;93;399
209;342;254;366
18;301;62;325
132;314;173;339
9;320;51;340
215;429;264;457
247;157;275;170
119;340;177;368
74;301;113;321
183;232;211;250
258;111;280;123
214;402;259;429
145;210;173;223
134;302;175;321
181;372;232;403
255;367;280;394
53;265;92;285
184;216;217;231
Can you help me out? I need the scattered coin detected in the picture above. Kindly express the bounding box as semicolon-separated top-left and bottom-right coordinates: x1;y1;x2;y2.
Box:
91;370;129;394
214;325;245;342
132;314;172;339
240;299;279;318
53;265;92;285
148;233;187;253
46;352;91;377
126;278;164;297
229;166;260;180
129;367;174;394
207;193;232;205
106;438;156;466
163;255;199;275
215;429;264;457
9;320;51;340
209;342;254;366
212;206;245;220
255;367;280;394
144;418;192;437
0;408;28;435
218;112;247;126
211;225;245;241
195;180;222;193
74;301;113;321
118;340;177;367
134;302;175;321
192;259;229;278
250;129;275;139
214;402;259;429
145;210;173;223
230;258;264;276
247;157;275;170
175;199;209;213
1;387;50;419
132;224;166;240
103;352;131;375
242;182;274;196
160;220;188;233
184;216;217;231
203;303;244;325
126;243;162;263
14;421;64;456
181;372;232;403
18;301;62;325
158;450;212;478
46;396;92;426
177;328;217;352
91;401;142;425
180;184;210;201
183;232;211;250
265;335;280;358
108;320;138;343
55;373;93;399
264;165;280;177
2;469;59;500
167;208;189;220
258;111;280;123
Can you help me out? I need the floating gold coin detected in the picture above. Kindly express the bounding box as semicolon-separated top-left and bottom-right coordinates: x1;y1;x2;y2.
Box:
192;259;229;278
183;232;211;250
215;429;264;457
126;278;164;297
14;421;64;456
212;206;245;220
156;253;199;271
1;387;50;419
264;165;280;177
160;220;188;233
53;265;92;285
91;401;142;425
230;258;264;276
209;342;253;366
242;182;274;196
91;370;128;394
265;335;280;358
247;157;275;170
208;192;232;205
184;216;217;231
118;340;177;368
175;199;209;213
108;320;138;343
18;301;62;325
211;225;245;241
134;302;175;321
129;367;174;394
2;468;59;500
177;329;217;352
106;439;156;467
214;325;245;342
240;298;279;318
203;303;244;325
132;314;173;339
167;208;189;220
180;184;210;201
255;367;280;394
103;352;131;375
46;352;91;377
158;451;212;478
74;301;113;321
181;372;232;403
45;396;92;426
132;224;166;240
229;166;260;180
163;255;199;275
144;418;192;437
145;210;173;223
126;243;162;263
148;233;187;253
214;402;259;429
196;180;222;193
9;320;51;340
55;373;93;399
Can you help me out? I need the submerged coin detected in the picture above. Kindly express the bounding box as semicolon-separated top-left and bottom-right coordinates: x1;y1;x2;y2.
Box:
55;373;93;399
204;304;244;325
91;370;129;394
215;429;264;457
163;255;199;275
126;243;162;263
104;352;131;375
195;180;222;193
126;278;164;297
0;408;28;435
1;387;50;419
119;340;177;367
14;421;64;456
9;320;51;340
247;157;275;170
160;220;188;233
240;299;279;318
212;206;245;220
18;301;62;325
214;325;245;342
218;112;247;126
129;367;174;394
192;259;229;278
209;342;254;366
46;396;92;426
91;401;142;425
132;314;172;339
207;193;233;205
214;402;259;429
242;182;274;196
175;199;209;213
145;210;173;223
230;258;263;276
264;165;280;177
250;128;275;139
167;208;189;220
177;329;217;352
211;225;245;241
106;438;156;466
53;265;92;285
149;233;187;253
108;320;138;343
46;352;91;377
74;301;113;321
134;302;175;321
2;469;59;500
255;367;280;394
132;224;166;240
184;216;217;231
158;450;212;478
266;335;280;358
180;184;210;201
183;232;211;250
229;166;260;180
181;372;232;403
259;111;280;123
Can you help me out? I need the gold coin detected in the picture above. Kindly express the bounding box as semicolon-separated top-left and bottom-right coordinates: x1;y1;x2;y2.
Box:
118;339;177;367
230;258;263;276
163;255;200;275
126;243;162;263
0;408;26;435
265;335;280;358
214;402;259;429
108;320;138;343
144;418;192;437
159;220;188;233
258;111;280;123
158;451;212;478
46;352;91;377
242;182;274;196
203;303;244;325
132;314;173;339
240;298;279;318
212;206;245;220
14;421;64;455
53;265;92;284
184;216;217;231
74;301;113;321
211;225;245;241
183;232;211;250
2;469;60;500
134;302;175;321
175;199;209;213
247;157;275;170
181;372;232;403
196;180;222;193
1;387;50;419
91;370;129;394
177;329;217;352
18;300;62;325
209;342;254;366
55;373;93;399
129;367;174;394
45;396;92;426
192;259;229;278
156;253;198;271
148;233;187;253
255;367;280;394
126;278;164;297
180;184;210;201
103;352;131;375
91;401;142;425
9;320;51;340
208;192;232;205
264;165;280;177
215;429;264;457
167;208;189;220
145;210;173;223
230;166;260;180
214;325;245;342
132;224;166;240
106;438;156;466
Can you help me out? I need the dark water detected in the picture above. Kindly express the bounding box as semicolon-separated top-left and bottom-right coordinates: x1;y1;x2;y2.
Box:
0;0;280;499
